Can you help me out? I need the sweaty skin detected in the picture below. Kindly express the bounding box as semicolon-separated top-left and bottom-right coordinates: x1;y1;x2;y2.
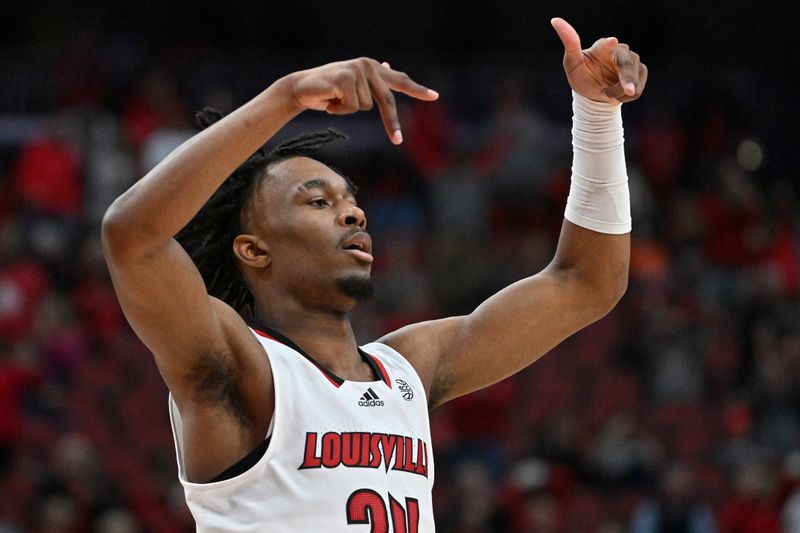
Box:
102;20;647;483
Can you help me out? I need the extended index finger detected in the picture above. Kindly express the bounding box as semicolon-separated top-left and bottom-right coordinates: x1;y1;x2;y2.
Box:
370;65;439;144
381;66;439;102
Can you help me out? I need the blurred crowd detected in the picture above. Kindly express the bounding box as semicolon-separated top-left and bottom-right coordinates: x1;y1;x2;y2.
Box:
0;41;798;533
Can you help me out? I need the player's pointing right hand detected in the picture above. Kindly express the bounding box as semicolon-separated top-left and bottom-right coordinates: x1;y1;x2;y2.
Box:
286;58;439;145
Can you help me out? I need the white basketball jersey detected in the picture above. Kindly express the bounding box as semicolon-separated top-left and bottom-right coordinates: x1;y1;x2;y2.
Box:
169;326;436;532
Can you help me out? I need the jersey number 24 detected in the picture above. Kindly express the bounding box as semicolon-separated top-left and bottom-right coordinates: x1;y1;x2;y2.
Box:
346;489;419;532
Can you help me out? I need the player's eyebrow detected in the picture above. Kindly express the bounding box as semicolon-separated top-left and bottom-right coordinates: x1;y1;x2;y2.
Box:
297;177;357;196
297;178;331;193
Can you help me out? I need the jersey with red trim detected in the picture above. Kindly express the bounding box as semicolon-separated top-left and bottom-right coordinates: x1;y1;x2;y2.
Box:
168;327;435;532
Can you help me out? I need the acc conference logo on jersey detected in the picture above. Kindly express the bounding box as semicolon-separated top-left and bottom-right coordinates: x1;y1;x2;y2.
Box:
395;379;414;401
358;388;384;407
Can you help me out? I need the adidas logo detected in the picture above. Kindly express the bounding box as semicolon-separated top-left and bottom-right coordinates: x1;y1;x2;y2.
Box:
358;388;384;407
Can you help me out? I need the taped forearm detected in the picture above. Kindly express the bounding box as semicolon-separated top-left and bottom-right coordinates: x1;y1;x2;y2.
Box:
564;91;631;234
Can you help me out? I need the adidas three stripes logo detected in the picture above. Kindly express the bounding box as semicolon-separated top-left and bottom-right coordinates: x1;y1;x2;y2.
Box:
358;388;384;407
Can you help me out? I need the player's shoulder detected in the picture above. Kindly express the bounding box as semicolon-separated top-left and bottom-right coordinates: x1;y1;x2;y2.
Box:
361;339;403;357
376;315;465;361
360;340;411;372
373;315;467;397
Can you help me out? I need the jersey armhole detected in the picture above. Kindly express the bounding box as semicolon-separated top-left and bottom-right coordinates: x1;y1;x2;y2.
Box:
208;437;270;483
207;414;275;483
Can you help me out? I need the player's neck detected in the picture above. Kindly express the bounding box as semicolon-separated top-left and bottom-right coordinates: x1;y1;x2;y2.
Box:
254;297;370;380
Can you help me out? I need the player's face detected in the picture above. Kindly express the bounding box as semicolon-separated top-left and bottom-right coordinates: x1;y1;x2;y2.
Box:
245;156;373;309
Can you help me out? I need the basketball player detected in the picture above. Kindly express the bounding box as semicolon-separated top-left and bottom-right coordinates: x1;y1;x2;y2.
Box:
102;18;647;532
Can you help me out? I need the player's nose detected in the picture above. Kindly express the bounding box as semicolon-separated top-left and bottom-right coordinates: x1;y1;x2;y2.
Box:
338;204;367;229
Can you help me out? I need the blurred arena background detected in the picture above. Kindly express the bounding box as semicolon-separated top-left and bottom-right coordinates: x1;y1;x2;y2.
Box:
1;1;799;531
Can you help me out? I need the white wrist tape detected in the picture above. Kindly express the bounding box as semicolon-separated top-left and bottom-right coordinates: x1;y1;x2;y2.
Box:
564;91;631;234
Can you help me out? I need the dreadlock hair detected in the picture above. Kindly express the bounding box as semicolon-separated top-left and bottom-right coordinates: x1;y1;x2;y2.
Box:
175;107;349;316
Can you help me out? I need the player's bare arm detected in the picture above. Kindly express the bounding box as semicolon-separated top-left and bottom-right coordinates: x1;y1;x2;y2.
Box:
101;59;437;481
381;18;649;409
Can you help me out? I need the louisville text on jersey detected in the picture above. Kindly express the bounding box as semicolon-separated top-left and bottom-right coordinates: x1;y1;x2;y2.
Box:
299;431;429;478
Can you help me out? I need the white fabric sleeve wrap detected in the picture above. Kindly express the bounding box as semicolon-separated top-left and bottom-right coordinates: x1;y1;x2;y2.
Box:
564;91;632;234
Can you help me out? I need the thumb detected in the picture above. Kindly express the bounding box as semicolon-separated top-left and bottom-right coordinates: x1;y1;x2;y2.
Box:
550;17;583;65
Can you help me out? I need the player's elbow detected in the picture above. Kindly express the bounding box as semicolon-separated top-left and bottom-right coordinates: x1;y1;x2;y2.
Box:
590;270;628;319
101;200;130;242
551;260;629;321
101;200;149;259
101;203;123;244
606;276;628;312
561;265;628;324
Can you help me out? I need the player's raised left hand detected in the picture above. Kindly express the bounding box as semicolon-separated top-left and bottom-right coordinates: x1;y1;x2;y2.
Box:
551;17;648;104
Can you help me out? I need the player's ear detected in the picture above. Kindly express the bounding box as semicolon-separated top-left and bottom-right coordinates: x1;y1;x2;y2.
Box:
233;234;271;269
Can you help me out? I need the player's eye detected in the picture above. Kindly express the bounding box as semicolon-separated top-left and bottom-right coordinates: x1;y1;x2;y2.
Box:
308;198;330;208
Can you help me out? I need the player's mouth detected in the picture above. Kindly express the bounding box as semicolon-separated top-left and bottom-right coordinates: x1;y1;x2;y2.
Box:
341;232;374;263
